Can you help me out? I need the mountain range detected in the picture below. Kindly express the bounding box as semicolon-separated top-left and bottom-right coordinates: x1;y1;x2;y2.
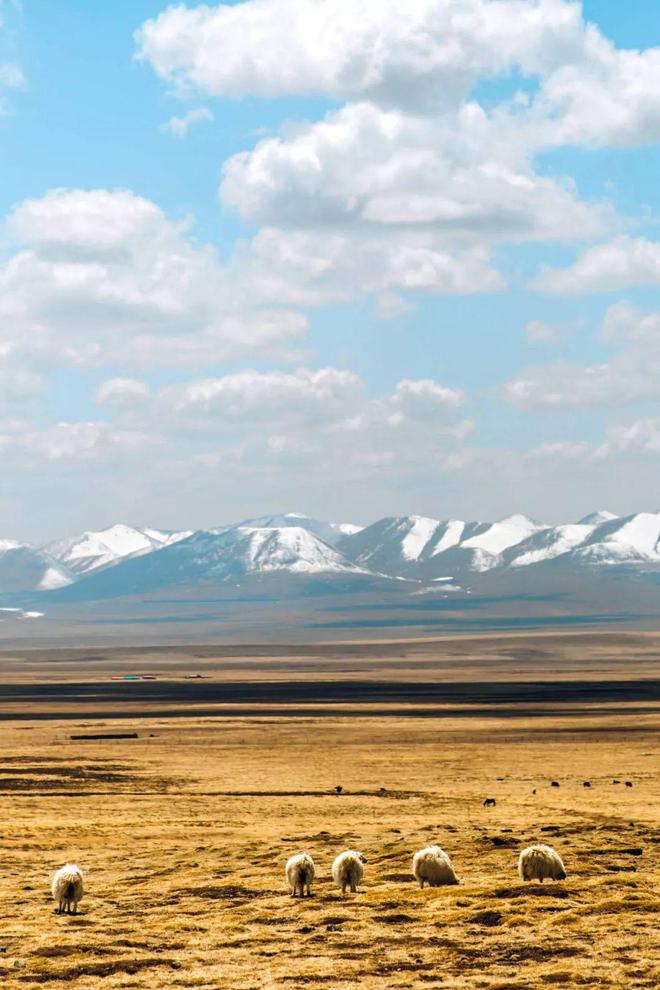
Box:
2;510;660;601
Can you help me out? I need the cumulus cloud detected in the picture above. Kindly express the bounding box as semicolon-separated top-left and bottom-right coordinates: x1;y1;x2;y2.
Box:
534;237;660;294
136;0;660;148
0;188;307;369
220;101;611;241
505;302;660;409
89;367;470;472
135;0;583;112
137;1;660;310
161;106;213;137
245;227;503;306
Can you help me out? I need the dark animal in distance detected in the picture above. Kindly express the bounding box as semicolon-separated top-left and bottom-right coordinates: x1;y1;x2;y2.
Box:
334;785;343;794
583;781;591;787
625;781;633;788
483;798;497;807
551;781;560;788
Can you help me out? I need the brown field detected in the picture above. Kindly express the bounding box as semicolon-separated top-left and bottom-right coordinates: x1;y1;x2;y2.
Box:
0;631;658;989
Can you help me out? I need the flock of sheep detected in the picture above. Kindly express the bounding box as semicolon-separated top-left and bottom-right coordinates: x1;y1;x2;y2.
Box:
286;843;566;897
51;843;565;914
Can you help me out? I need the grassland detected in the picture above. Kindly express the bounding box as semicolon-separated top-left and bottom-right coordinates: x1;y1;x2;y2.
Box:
0;631;657;988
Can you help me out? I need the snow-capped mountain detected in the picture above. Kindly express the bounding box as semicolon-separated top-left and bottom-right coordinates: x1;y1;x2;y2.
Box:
5;510;660;606
45;523;192;576
215;513;361;546
577;510;618;526
503;512;660;570
0;542;74;593
51;525;370;600
339;514;543;576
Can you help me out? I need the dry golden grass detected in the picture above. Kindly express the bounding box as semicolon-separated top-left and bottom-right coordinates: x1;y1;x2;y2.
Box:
0;634;658;988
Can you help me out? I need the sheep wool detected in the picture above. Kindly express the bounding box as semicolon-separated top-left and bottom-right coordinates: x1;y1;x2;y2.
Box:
52;864;84;914
285;852;315;897
332;850;366;894
412;845;459;888
518;844;566;882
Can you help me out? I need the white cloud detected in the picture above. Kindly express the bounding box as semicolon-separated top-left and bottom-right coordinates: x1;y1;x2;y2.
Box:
0;61;23;89
161;106;213;137
95;378;151;407
534;237;660;294
0;420;155;467
245;227;503;306
524;319;571;344
506;302;660;409
1;369;473;527
135;0;584;111
0;188;308;369
375;292;413;320
221;101;611;241
160;367;364;424
606;419;660;456
136;0;660;149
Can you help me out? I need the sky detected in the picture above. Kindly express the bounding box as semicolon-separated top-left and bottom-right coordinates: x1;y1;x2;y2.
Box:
2;0;660;542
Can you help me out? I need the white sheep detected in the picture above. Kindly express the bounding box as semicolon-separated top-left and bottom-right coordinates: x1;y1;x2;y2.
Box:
332;850;366;894
412;845;459;888
518;844;566;883
52;864;84;914
285;852;315;897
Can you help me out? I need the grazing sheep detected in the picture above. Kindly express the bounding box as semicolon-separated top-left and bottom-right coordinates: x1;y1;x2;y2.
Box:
334;785;343;794
412;845;459;888
625;781;633;788
52;864;84;914
483;798;496;807
613;779;621;784
285;853;315;897
518;845;566;883
332;850;366;894
583;781;591;787
551;781;560;788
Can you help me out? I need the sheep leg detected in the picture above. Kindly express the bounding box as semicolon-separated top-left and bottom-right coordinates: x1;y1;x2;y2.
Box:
305;884;311;897
350;881;357;893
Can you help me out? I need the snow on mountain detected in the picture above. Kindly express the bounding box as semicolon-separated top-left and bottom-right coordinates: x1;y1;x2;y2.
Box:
577;510;618;526
339;516;447;573
460;514;543;558
0;543;74;593
52;525;371;600
219;513;362;547
506;512;660;569
45;523;192;576
229;526;365;575
507;524;597;568
340;514;543;576
569;512;660;565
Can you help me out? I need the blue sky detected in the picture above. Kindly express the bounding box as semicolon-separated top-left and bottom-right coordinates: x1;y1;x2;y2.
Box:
2;0;660;541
